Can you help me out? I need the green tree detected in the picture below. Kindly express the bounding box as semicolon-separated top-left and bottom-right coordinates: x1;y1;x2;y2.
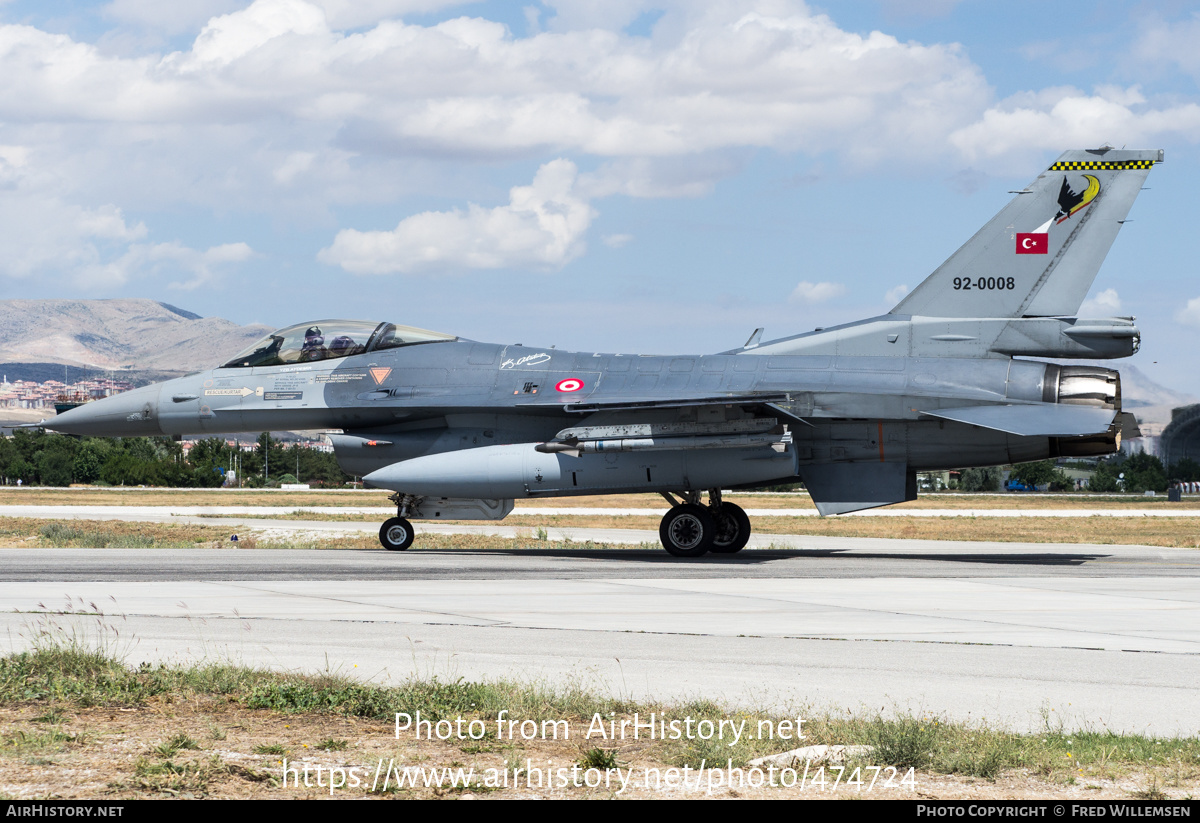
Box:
8;457;34;485
11;429;42;464
33;434;77;486
188;437;231;471
284;442;352;486
1008;460;1072;491
36;450;73;486
1088;461;1121;492
121;438;157;463
959;467;1002;492
244;433;288;484
186;437;233;487
101;453;146;486
72;440;108;484
1170;458;1200;483
1122;452;1168;493
0;437;18;484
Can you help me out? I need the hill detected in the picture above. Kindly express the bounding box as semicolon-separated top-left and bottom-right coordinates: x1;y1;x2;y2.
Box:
0;299;272;384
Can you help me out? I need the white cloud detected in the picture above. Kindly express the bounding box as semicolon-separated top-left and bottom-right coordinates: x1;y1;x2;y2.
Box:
103;0;246;36
602;233;633;248
1176;297;1200;328
318;159;595;274
949;86;1200;168
0;137;254;289
187;0;328;67
2;0;1195;204
579;155;749;199
1080;288;1121;317
274;151;316;184
0;196;147;281
0;193;252;289
1133;14;1200;81
538;0;656;33
789;280;845;304
884;284;909;305
3;0;1199;286
88;240;256;289
311;0;470;30
0;0;989;163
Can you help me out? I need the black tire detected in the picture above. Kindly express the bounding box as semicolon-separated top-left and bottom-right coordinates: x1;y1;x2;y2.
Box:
710;502;752;554
659;504;715;557
379;517;415;551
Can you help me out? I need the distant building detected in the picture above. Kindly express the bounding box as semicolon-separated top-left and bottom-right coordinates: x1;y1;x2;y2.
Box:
0;376;133;410
1159;405;1200;467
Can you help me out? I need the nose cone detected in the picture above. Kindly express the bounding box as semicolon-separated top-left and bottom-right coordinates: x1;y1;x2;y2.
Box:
46;383;164;437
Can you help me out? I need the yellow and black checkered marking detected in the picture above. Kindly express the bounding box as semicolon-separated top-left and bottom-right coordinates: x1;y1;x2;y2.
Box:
1049;160;1155;170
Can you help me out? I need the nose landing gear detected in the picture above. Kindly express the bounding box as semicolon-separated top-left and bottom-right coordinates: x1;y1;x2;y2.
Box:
379;493;421;551
379;517;414;551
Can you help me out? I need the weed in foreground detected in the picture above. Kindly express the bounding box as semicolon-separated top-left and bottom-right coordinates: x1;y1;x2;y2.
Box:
1132;774;1168;800
152;733;200;758
131;755;226;797
578;747;622;769
1;728;81;755
31;708;66;724
252;744;286;755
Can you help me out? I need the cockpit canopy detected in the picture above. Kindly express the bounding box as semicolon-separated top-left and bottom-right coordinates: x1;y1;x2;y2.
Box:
222;320;457;368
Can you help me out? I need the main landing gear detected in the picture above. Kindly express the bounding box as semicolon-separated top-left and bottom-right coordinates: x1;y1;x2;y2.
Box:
658;489;752;558
379;493;419;551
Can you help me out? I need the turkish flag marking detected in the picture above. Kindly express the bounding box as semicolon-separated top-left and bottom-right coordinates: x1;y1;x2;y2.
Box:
1016;233;1048;254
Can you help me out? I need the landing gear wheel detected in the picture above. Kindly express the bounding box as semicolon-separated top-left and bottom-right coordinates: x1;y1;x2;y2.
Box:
659;504;716;557
710;502;752;554
379;517;414;551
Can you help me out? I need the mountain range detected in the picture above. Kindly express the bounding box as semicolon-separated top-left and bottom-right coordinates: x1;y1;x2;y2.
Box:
0;299;272;385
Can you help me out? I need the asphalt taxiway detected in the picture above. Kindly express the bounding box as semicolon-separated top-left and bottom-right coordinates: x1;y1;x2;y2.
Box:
2;513;1198;737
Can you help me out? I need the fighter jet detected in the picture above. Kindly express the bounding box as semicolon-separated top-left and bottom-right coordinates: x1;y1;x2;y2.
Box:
48;148;1160;557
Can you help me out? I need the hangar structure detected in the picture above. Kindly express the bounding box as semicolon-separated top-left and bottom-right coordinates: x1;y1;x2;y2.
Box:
1159;405;1200;469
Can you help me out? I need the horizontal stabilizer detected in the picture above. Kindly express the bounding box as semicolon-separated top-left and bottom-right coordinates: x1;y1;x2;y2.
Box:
921;405;1115;436
1116;411;1141;440
799;462;916;516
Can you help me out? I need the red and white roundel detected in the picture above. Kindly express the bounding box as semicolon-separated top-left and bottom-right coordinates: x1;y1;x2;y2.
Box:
555;378;584;393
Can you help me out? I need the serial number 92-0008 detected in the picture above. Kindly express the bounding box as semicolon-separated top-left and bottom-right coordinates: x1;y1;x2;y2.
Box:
953;276;1016;290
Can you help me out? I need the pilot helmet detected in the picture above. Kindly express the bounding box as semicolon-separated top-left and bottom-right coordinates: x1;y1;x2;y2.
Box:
303;326;324;346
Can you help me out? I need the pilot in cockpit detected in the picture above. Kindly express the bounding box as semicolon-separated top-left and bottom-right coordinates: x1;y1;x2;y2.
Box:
328;335;359;357
299;326;328;361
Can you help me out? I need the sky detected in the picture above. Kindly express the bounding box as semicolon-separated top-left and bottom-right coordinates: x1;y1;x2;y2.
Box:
1;0;1199;392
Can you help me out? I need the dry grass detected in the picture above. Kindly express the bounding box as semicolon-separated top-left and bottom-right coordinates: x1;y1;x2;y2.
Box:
0;518;634;551
0;652;1196;800
524;492;1200;511
3;487;1200;510
0;488;394;508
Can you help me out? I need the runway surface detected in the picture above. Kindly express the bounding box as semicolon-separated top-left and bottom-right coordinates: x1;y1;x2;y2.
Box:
2;506;1198;737
8;504;1200;518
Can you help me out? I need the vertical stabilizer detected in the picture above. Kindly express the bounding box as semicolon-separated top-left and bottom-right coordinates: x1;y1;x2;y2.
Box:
890;148;1161;319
